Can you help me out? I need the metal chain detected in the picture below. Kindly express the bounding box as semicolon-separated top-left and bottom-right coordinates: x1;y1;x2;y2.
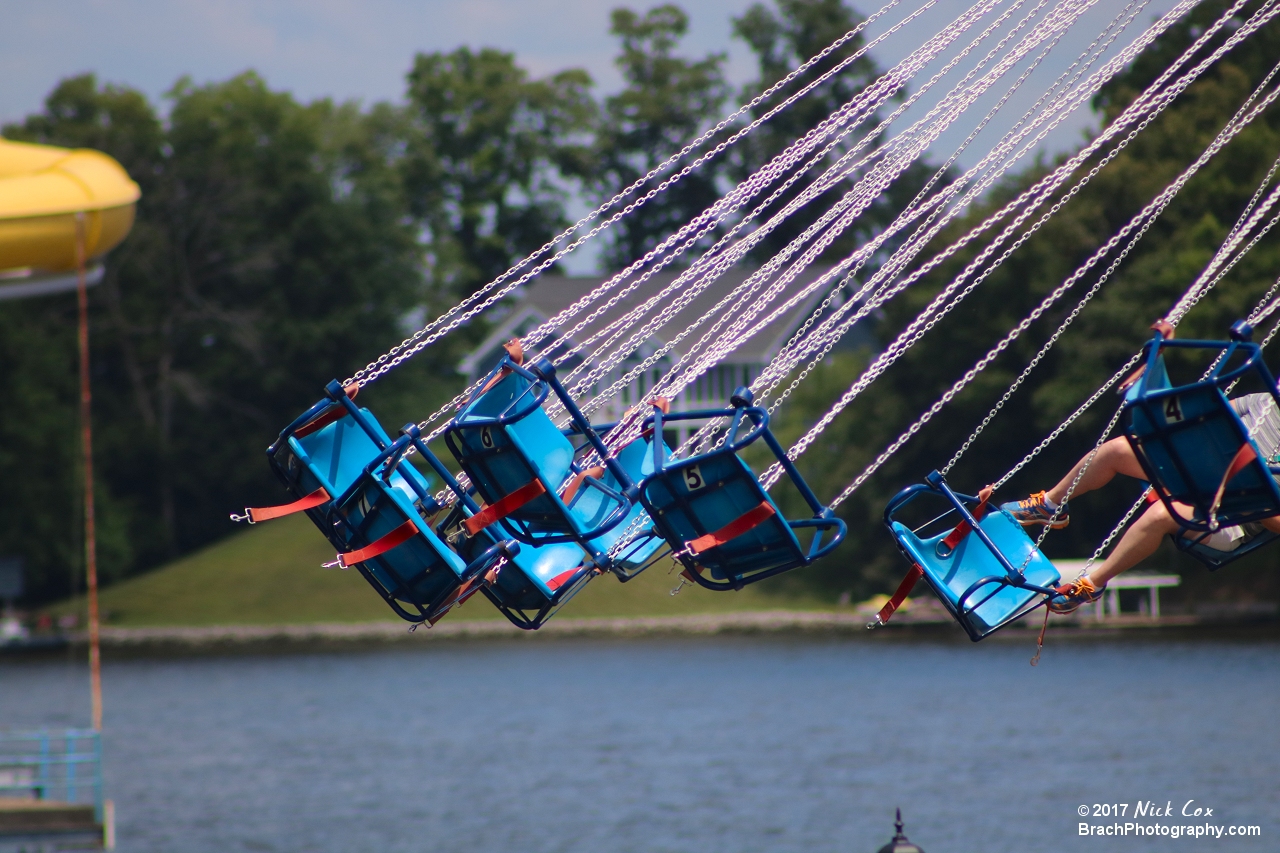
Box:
754;0;1149;413
773;0;1268;474
346;0;924;387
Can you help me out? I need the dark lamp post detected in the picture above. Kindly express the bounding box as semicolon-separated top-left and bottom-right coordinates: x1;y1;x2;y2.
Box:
876;808;925;853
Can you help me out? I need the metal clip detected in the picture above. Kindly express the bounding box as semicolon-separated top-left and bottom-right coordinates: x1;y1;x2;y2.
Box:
229;510;253;524
670;577;687;596
321;557;347;570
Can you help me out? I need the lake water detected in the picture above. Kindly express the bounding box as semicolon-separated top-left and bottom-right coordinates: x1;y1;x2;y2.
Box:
3;634;1278;853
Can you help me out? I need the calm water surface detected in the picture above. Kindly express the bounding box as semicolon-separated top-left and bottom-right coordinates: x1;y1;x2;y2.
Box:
3;635;1278;853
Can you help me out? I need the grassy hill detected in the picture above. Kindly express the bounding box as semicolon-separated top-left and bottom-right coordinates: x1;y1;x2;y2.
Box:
64;514;839;627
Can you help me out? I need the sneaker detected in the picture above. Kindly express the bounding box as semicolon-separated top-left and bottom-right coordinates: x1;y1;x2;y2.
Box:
1000;491;1069;529
1047;575;1105;614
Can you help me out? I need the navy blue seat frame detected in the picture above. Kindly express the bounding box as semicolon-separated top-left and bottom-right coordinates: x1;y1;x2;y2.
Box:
443;355;639;564
637;388;845;590
1124;321;1280;568
266;380;391;551
331;424;520;625
884;472;1060;641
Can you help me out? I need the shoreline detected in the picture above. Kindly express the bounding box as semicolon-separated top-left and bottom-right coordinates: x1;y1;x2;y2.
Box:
5;609;1278;656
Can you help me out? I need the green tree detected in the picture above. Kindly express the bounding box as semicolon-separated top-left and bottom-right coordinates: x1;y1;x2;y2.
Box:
768;1;1280;604
590;4;730;269
729;0;939;267
2;73;424;602
400;47;595;297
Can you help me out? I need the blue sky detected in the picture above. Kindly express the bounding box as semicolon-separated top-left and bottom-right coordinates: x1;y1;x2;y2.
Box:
4;1;1181;146
3;0;1185;275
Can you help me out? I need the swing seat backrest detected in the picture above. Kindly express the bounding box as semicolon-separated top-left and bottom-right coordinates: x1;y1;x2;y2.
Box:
890;509;1059;641
453;508;590;627
447;371;576;530
274;407;391;502
333;466;470;623
269;407;392;548
643;451;802;581
580;433;668;564
1126;364;1280;527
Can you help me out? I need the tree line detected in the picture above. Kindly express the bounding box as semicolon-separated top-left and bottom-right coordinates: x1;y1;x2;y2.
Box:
5;0;1278;608
2;0;903;603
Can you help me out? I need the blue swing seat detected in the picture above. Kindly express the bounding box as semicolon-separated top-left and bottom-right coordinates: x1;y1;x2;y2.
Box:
636;389;845;590
1176;527;1280;570
1124;321;1280;538
260;380;393;550
883;472;1060;642
450;512;593;629
441;431;670;628
443;354;642;564
329;426;519;625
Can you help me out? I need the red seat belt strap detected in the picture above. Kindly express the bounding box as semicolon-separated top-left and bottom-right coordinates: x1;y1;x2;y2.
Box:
477;339;526;397
463;479;548;536
872;564;924;627
1209;443;1258;526
238;487;330;524
294;383;359;439
545;567;583;591
336;518;419;568
938;485;994;553
561;466;605;506
685;502;777;555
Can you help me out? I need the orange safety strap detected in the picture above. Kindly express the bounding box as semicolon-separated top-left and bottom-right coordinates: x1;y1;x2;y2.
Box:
545;567;582;592
240;487;330;524
684;502;777;555
641;397;671;440
294;383;359;439
937;485;994;554
872;563;924;627
477;339;526;396
462;479;548;536
336;518;419;569
561;466;605;506
1118;319;1176;393
1208;443;1258;525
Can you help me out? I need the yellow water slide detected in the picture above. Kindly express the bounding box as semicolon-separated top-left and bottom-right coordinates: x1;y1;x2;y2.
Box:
0;138;140;293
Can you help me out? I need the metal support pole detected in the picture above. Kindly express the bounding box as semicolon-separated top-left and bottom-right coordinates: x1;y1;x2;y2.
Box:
75;213;103;732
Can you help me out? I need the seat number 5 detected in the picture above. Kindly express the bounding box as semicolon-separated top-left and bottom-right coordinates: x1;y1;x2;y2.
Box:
1163;396;1183;424
683;465;705;491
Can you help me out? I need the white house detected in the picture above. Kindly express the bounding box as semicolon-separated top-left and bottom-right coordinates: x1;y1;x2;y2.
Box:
460;267;872;435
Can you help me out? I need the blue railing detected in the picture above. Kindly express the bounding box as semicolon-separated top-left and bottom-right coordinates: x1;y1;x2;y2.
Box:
0;729;104;821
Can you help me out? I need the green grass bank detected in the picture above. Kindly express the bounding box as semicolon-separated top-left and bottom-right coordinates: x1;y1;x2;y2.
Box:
64;515;840;627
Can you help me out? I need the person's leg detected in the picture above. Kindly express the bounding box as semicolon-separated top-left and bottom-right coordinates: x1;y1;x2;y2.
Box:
1045;437;1147;505
1085;501;1182;587
1049;500;1183;613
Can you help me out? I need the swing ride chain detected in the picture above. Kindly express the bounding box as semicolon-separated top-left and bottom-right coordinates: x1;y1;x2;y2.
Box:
756;0;1145;416
772;0;1273;486
564;0;1019;424
348;0;920;388
941;81;1280;477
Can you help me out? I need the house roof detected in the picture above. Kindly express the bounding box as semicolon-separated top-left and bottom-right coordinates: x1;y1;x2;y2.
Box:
461;265;843;378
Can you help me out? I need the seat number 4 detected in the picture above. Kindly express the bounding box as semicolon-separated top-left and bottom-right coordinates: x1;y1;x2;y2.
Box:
1163;396;1183;423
